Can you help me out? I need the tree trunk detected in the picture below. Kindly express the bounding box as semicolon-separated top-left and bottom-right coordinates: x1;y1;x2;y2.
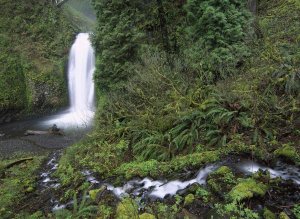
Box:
156;0;170;52
248;0;263;39
248;0;257;14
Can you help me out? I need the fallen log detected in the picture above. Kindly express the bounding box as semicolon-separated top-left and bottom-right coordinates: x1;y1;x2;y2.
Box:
0;157;34;178
4;157;33;169
25;130;48;136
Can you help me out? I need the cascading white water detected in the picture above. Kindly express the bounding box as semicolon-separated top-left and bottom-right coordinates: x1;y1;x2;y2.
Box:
41;33;95;129
68;33;95;113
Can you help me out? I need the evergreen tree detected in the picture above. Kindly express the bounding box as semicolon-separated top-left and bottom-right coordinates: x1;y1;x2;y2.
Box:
92;0;142;92
185;0;251;82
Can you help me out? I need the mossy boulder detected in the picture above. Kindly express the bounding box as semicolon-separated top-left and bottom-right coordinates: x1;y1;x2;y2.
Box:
274;145;300;164
263;208;276;219
187;183;202;193
89;185;107;202
25;186;34;193
279;212;290;219
184;194;195;206
228;178;268;202
139;213;156;219
116;198;139;219
207;166;236;197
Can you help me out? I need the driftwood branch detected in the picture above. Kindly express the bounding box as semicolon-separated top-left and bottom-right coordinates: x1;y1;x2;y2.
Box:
25;130;48;136
24;129;64;136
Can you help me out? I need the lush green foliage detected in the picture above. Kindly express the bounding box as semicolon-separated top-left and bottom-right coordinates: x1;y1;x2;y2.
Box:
55;191;98;219
92;0;142;91
3;0;297;218
57;0;300;181
63;0;96;31
184;0;251;82
0;156;44;218
56;0;299;217
0;0;75;113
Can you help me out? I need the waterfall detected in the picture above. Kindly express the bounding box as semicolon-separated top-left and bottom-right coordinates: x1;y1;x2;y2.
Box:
68;33;95;113
40;33;95;129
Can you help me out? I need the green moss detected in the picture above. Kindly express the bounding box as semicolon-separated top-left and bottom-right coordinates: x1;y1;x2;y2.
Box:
115;150;220;179
279;212;290;219
184;194;195;206
227;178;268;202
195;187;211;203
89;186;106;202
263;208;276;219
139;213;156;219
115;160;161;179
0;156;44;218
97;204;113;219
0;0;76;114
169;151;220;171
274;144;300;164
116;198;139;219
207;166;236;196
292;204;300;219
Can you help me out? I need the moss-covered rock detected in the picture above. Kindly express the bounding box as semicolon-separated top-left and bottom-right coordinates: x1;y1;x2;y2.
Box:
89;185;106;202
274;145;300;164
184;194;195;206
116;198;139;219
279;212;290;219
227;178;268;202
263;208;276;219
207;166;236;197
139;213;156;219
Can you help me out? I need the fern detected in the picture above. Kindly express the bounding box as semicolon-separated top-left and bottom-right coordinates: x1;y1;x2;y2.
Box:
133;132;171;161
55;191;97;219
273;59;300;96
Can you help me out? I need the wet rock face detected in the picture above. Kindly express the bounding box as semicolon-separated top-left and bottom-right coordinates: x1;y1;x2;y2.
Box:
0;109;22;124
30;81;67;113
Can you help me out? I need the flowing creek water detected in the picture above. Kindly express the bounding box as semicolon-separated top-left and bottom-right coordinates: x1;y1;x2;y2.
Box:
40;153;300;211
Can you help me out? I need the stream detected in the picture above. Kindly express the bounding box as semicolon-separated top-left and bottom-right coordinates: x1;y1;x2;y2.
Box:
37;152;300;212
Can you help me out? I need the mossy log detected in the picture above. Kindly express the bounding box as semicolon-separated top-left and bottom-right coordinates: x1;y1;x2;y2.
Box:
4;157;33;169
0;157;33;178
